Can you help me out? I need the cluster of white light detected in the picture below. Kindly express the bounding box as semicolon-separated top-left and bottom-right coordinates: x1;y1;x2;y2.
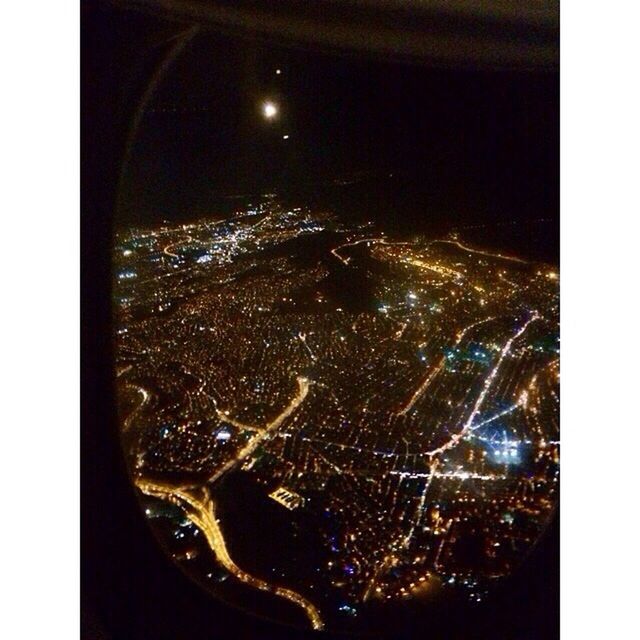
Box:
263;101;278;119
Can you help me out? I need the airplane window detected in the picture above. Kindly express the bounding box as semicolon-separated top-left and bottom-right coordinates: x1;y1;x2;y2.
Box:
112;4;558;634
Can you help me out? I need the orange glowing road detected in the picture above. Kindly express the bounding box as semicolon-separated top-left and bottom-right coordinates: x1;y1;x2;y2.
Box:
212;410;263;433
424;313;539;458
397;317;496;416
162;234;194;258
209;376;310;484
429;239;528;264
331;237;414;265
122;385;150;432
137;479;324;630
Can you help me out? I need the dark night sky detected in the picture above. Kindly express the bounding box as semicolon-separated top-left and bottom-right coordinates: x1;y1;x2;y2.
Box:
119;29;558;256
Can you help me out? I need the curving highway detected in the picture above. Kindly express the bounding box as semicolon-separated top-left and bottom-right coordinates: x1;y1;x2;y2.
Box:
137;479;324;630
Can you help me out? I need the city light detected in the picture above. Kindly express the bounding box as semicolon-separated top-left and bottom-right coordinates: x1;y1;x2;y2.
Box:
115;203;559;632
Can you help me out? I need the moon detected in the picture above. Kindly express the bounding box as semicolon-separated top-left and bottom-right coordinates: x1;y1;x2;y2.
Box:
262;101;278;120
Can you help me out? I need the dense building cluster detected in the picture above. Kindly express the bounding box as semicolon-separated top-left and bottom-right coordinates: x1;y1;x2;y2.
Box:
115;203;559;631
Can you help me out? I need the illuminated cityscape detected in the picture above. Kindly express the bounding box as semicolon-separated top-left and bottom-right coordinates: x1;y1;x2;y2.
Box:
114;202;559;633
